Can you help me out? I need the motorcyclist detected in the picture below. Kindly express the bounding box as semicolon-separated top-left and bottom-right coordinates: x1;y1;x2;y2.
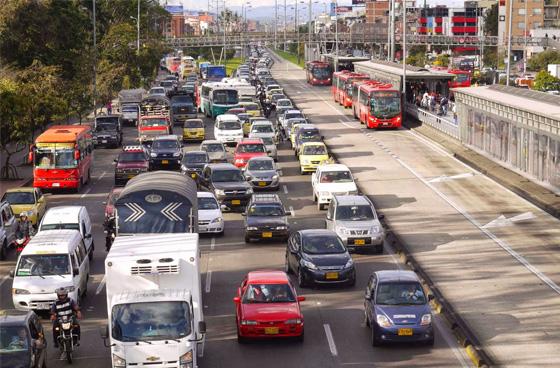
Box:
16;212;33;241
50;287;82;348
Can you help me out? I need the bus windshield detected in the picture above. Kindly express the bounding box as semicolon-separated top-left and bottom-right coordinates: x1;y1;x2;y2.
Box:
213;90;238;105
35;145;77;169
371;91;401;119
454;73;469;83
312;67;331;79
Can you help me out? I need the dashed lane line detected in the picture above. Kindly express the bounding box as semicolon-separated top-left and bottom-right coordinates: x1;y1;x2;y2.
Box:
323;324;338;357
205;270;212;293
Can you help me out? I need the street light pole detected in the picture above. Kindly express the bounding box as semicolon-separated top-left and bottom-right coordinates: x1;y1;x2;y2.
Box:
402;2;406;99
137;0;140;53
308;0;312;61
335;0;339;71
93;0;97;117
275;0;278;49
390;0;395;61
523;0;528;75
284;0;287;51
506;0;513;86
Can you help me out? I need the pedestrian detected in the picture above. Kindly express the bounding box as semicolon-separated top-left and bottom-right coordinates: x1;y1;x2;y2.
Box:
440;96;448;116
106;101;113;115
429;94;436;112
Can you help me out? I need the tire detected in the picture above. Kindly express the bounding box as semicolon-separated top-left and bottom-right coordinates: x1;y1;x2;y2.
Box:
426;335;435;347
312;193;317;202
297;269;307;288
284;256;291;274
365;312;370;327
295;331;304;342
0;241;6;261
244;234;251;243
89;241;94;260
348;277;356;287
317;202;324;211
371;326;381;347
65;341;73;363
237;327;247;344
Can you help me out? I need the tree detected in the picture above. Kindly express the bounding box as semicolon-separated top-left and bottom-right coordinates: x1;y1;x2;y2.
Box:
528;50;560;72
433;54;449;67
484;3;498;37
533;70;560;91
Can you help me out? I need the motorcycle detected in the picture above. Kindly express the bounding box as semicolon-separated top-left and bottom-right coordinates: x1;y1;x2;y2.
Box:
104;216;116;251
55;315;79;363
15;236;30;257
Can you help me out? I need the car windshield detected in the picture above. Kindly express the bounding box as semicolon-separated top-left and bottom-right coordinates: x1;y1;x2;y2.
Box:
242;283;295;303
277;100;292;107
39;222;79;231
198;197;219;210
248;204;283;216
95;122;117;131
16;254;70;276
0;326;30;353
150;88;164;94
312;67;331;79
244;104;259;111
202;144;224;152
172;95;192;103
271;95;286;102
212;169;244;182
286;113;303;120
336;205;375;221
299;130;320;140
2;192;34;205
454;73;469;82
302;235;346;254
34;145;77;169
375;282;427;305
247;159;274;171
237;144;265;153
218;121;241;130
141;119;167;127
320;171;353;183
184;120;204;128
111;301;191;342
302;145;326;155
261;137;274;145
213;90;238;105
122;105;138;112
118;152;146;162
152;140;179;150
252;125;273;133
183;153;207;164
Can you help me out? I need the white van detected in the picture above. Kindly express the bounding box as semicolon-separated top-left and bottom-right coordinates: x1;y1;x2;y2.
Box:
214;114;243;146
11;230;90;311
38;206;94;260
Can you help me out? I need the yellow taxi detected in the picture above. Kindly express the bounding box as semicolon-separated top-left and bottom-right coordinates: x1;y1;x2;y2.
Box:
267;88;284;100
183;118;205;142
298;142;329;174
1;187;47;225
290;122;311;148
238;102;261;117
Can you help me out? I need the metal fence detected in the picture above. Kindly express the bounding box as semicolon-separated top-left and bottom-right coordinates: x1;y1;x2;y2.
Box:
405;103;460;140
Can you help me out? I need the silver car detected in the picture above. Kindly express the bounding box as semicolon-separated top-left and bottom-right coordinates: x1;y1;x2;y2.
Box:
243;156;280;191
325;195;385;253
200;140;228;163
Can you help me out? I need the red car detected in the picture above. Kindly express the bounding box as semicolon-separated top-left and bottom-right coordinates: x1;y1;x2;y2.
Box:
226;107;247;116
233;270;305;342
233;138;267;168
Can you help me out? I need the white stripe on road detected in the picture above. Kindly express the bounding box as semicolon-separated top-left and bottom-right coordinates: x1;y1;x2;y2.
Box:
205;270;212;293
339;119;358;130
80;187;92;198
433;315;472;368
210;237;216;250
95;276;106;295
289;206;295;218
283;185;289;194
323;324;338;357
81;171;107;198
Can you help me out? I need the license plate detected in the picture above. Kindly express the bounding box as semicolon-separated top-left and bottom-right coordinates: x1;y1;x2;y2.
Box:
398;328;413;336
262;232;272;238
102;140;108;143
258;181;267;187
383;123;389;126
162;160;169;164
231;199;241;205
354;239;366;245
52;183;60;187
191;173;197;179
264;327;279;334
36;302;51;309
128;174;135;179
326;272;339;280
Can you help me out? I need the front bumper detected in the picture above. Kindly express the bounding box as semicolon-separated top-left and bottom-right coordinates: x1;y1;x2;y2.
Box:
302;266;355;285
13;290;79;311
93;136;119;147
183;130;205;141
173;113;197;123
216;195;251;210
198;220;224;233
245;228;289;240
217;136;243;145
115;170;146;185
249;179;279;190
375;323;434;343
150;158;182;170
238;322;303;339
340;233;384;251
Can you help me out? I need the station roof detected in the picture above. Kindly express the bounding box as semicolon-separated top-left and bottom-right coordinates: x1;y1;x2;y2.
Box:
452;84;560;121
321;54;370;62
354;60;455;80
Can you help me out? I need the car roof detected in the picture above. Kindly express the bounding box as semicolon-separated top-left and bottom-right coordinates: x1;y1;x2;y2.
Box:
207;163;239;171
248;155;274;162
197;191;217;199
299;229;338;237
333;195;371;206
252;121;273;126
154;135;179;141
42;206;83;223
0;309;34;326
298;124;318;130
5;187;35;193
285;109;301;114
216;114;240;121
185;150;208;155
301;141;326;147
238;138;264;144
318;164;350;171
376;270;420;283
22;230;83;255
247;270;289;284
201;140;223;145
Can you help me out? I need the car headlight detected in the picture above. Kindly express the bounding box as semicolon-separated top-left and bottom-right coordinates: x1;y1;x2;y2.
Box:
336;227;350;235
12;288;30;295
115;168;125;174
421;314;432;326
179;350;193;368
344;258;354;269
276;225;287;230
246;188;253;195
241;320;258;325
301;259;317;270
319;191;331;198
246;226;258;231
235;159;245;164
371;225;381;234
285;319;302;324
376;314;392;328
210;217;223;224
301;159;310;164
150;152;157;158
64;286;76;292
173;152;181;157
112;354;126;368
215;189;225;196
272;175;279;181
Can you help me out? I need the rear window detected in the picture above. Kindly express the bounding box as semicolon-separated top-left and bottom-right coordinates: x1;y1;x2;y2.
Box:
118;151;147;162
185;120;204;128
237;143;265;153
218;121;241;130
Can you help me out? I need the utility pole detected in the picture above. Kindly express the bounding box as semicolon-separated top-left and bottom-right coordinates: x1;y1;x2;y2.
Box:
523;0;528;75
506;0;513;86
93;0;97;117
137;0;140;54
308;0;312;61
402;1;406;99
390;0;395;61
284;0;287;51
296;1;299;63
335;0;339;71
275;0;278;49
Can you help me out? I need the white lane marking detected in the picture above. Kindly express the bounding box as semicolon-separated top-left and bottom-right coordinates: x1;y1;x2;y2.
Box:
433;315;472;368
81;171;107;198
80;187;92;198
210;237;216;250
201;241;246;248
0;274;11;288
205;270;212;293
95;276;106;295
428;172;475;183
289;206;295;218
395;156;560;296
323;324;338;357
339;119;358;130
283;185;289;194
482;212;536;229
383;242;402;270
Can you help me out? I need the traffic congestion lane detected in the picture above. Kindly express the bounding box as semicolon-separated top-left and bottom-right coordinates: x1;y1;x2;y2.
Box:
270;53;560;366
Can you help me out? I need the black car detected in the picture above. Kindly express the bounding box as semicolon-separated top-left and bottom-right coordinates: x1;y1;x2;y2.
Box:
170;94;197;124
114;146;150;186
93;115;123;148
243;194;290;243
181;150;209;180
0;310;47;368
285;229;356;287
149;135;183;170
198;163;253;212
294;126;323;156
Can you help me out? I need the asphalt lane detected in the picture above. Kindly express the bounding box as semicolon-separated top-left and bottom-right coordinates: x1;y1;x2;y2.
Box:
0;100;470;367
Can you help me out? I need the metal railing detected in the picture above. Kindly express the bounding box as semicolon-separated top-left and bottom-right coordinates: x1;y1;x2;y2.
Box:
406;103;460;140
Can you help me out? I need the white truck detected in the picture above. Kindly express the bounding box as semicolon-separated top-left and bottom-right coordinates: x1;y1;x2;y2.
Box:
100;233;205;368
312;163;359;211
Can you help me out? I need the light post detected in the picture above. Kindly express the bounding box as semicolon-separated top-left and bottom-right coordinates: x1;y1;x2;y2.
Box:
137;0;140;54
402;1;407;101
284;0;288;51
523;0;528;75
93;0;97;117
275;0;278;48
334;0;339;71
506;0;513;85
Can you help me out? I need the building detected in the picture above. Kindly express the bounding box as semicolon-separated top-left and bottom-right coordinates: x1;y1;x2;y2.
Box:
365;0;392;25
164;5;185;38
499;0;544;55
545;1;560;28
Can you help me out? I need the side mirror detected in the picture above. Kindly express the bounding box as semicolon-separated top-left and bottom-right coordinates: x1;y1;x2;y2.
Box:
321;135;325;140
220;204;227;211
297;296;306;302
85;233;92;239
233;296;241;304
99;324;109;339
428;294;435;301
285;211;292;216
326;214;332;220
113;159;117;164
378;214;385;220
9;270;15;278
73;268;80;276
198;321;207;334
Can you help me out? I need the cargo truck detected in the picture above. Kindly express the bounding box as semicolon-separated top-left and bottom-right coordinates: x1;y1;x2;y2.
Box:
100;233;206;368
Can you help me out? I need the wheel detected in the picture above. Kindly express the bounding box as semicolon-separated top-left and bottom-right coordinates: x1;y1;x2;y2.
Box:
426;335;435;347
89;241;94;260
371;326;381;347
297;269;307;288
0;241;6;261
348;277;356;287
284;256;291;274
237;327;247;344
312;193;317;202
244;234;251;243
74;178;82;194
295;331;304;342
365;312;370;327
65;341;73;363
317;202;324;211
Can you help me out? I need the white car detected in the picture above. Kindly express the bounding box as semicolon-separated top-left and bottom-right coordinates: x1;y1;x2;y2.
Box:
149;87;166;97
197;192;224;235
214;114;243;146
312;164;359;210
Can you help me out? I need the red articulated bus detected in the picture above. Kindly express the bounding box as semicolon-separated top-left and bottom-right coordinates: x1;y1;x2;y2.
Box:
305;61;332;86
448;69;471;88
357;83;402;129
29;125;94;192
338;73;370;108
331;70;352;102
352;80;381;119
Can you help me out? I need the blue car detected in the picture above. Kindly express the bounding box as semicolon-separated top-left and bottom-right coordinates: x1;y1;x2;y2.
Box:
364;270;434;346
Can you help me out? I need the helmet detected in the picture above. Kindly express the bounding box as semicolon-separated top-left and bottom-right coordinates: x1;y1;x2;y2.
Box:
19;212;28;219
55;287;69;298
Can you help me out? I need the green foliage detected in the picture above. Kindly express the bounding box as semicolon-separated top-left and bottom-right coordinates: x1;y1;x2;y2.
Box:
407;52;427;67
533;70;560;91
275;49;305;68
433;54;450;67
484;3;498;37
527;50;560;72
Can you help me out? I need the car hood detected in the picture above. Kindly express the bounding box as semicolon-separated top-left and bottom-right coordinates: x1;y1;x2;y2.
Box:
304;253;350;267
213;181;251;190
315;182;358;192
117;162;148;169
374;304;431;325
94;130;117;136
207;151;226;159
13;275;73;294
246;216;287;227
245;169;277;179
9;204;36;215
241;302;301;321
250;132;275;139
152;148;180;155
0;351;30;368
198;209;222;221
235;152;267;160
336;219;381;229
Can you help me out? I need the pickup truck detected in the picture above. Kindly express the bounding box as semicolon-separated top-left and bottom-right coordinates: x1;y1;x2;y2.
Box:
311;163;358;210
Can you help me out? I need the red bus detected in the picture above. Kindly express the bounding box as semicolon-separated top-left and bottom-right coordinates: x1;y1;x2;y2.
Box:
338;73;369;108
448;69;471;88
30;125;94;192
352;80;381;119
331;70;351;102
357;83;402;129
305;61;332;86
